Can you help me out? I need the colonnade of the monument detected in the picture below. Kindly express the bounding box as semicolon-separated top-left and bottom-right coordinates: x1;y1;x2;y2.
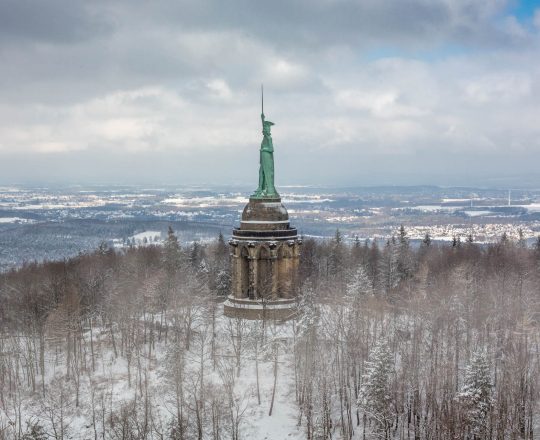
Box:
229;241;300;300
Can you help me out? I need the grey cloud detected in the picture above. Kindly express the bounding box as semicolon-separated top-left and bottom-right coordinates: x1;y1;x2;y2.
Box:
0;0;112;43
0;0;528;106
0;0;539;187
120;0;515;49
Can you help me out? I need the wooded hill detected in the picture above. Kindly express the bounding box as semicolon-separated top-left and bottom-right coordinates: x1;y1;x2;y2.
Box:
1;227;540;439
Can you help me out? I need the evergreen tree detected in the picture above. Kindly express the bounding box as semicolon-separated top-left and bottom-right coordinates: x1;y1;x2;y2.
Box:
197;258;209;277
346;265;372;302
398;225;407;246
209;231;230;294
379;239;399;294
397;225;413;279
189;241;204;269
368;240;380;289
517;228;526;248
362;239;370;264
422;232;432;247
351;234;362;263
216;231;228;267
164;226;182;275
457;350;493;438
297;286;319;339
22;421;47;440
334;228;343;245
359;339;394;436
328;228;345;278
215;269;231;296
98;240;109;255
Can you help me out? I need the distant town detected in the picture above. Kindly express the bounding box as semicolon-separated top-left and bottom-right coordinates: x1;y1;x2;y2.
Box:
1;184;539;272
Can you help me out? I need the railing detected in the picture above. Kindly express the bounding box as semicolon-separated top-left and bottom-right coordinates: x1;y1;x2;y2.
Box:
232;228;298;239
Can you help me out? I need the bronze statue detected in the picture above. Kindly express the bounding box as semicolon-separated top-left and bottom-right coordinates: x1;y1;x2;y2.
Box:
253;86;279;198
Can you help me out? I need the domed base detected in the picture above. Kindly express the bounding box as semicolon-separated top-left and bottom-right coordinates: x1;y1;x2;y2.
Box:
240;197;289;229
223;295;297;321
234;196;297;240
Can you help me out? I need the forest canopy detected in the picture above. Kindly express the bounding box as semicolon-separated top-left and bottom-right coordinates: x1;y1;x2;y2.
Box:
1;228;539;439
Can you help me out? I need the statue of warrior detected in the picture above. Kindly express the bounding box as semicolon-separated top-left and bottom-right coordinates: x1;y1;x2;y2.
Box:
255;113;278;197
253;87;279;198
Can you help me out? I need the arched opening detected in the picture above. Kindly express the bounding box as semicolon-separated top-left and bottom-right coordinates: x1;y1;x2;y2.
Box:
240;246;250;298
276;244;291;298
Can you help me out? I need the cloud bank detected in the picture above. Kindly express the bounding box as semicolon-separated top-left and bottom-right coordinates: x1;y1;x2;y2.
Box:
0;0;539;187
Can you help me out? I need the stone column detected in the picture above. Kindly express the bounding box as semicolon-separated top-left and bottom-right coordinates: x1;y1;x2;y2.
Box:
249;251;260;300
253;255;259;299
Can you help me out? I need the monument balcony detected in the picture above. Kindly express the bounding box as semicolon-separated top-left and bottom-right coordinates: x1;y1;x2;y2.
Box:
232;227;298;240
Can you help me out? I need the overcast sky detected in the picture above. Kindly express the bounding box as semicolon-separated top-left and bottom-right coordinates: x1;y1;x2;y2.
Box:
1;0;539;188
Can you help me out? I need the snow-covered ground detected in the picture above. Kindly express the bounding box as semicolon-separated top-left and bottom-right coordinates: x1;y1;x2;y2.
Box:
0;217;35;224
131;230;162;245
0;307;305;439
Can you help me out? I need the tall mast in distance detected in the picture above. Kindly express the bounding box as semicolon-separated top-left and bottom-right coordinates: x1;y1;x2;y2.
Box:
261;84;264;117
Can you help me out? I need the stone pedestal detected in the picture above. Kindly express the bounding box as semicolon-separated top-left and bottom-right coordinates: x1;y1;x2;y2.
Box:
225;196;301;320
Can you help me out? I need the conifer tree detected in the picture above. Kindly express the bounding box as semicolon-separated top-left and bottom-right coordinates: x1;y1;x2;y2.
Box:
216;231;228;267
197;258;209;283
298;286;319;336
215;269;231;296
164;226;182;275
398;224;407;245
328;228;345;278
359;339;394;436
351;234;362;263
368;239;380;289
517;228;526;248
98;241;109;255
457;350;493;438
422;232;432;247
397;225;413;279
189;241;203;269
362;239;370;264
22;421;47;440
379;239;399;294
334;228;343;245
346;265;372;301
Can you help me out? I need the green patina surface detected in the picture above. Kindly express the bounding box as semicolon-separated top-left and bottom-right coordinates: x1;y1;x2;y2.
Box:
252;107;279;199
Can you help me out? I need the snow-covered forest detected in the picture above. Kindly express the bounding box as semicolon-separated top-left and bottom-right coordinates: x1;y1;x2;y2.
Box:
1;227;540;439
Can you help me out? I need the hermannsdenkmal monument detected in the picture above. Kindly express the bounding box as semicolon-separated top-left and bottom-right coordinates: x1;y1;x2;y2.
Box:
224;91;301;320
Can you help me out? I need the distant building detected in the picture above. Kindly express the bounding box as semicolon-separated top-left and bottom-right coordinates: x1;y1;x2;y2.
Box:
224;96;301;320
